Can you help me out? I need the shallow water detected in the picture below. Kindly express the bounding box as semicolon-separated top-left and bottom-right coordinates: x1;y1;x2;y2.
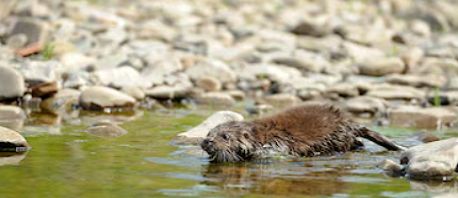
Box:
0;108;458;198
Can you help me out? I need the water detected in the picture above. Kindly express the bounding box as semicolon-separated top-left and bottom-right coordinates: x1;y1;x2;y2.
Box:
0;108;457;197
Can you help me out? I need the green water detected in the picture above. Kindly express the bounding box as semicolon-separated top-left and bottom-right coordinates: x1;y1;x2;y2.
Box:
0;108;457;197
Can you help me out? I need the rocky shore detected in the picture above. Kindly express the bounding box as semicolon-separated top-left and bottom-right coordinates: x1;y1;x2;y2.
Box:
1;0;458;132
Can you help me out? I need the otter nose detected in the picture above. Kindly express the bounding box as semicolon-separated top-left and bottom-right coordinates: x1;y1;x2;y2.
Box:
201;139;214;151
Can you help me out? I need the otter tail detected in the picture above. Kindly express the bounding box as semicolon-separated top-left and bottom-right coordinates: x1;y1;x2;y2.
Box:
356;127;406;151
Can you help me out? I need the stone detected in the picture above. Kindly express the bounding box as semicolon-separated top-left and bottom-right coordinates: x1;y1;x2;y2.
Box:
386;74;446;88
0;0;17;20
92;66;144;88
175;111;244;144
9;18;48;46
195;76;222;92
194;92;236;106
145;84;191;100
0;126;29;152
271;51;329;73
290;20;331;37
388;106;457;129
40;89;80;115
400;138;458;181
30;82;58;98
264;94;301;107
185;58;236;84
20;61;59;83
0;66;25;99
344;96;387;115
120;86;145;101
343;42;385;62
0;105;26;131
239;64;302;83
225;90;245;101
378;159;404;177
359;57;405;76
367;84;425;100
6;34;27;49
141;58;184;87
325;83;360;98
60;52;95;72
85;121;127;138
79;86;136;111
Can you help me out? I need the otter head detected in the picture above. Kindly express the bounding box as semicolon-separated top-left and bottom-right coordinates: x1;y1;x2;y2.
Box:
200;121;261;163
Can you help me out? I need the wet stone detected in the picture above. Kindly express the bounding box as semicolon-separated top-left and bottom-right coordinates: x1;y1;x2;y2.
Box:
0;126;29;152
85;121;128;138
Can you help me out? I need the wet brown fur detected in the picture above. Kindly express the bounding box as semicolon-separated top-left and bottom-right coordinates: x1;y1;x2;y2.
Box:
201;103;404;163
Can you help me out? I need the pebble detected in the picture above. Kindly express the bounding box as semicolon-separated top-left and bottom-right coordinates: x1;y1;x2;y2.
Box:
0;66;25;99
79;86;136;111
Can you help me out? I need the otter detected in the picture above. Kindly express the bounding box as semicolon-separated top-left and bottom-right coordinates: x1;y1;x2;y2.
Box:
201;104;405;163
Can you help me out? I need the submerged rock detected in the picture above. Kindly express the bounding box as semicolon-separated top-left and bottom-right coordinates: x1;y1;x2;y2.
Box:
175;111;244;144
0;126;29;152
85;121;128;138
79;86;136;111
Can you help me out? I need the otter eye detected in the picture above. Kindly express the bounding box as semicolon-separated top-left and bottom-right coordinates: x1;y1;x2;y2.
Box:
222;134;229;141
243;133;249;138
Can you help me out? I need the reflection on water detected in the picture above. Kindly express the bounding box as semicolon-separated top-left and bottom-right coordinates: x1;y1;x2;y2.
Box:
0;108;456;197
0;152;27;166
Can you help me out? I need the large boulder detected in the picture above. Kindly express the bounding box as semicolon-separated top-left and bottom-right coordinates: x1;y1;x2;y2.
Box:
0;66;25;99
79;86;136;111
0;126;29;152
388;106;457;129
174;111;244;144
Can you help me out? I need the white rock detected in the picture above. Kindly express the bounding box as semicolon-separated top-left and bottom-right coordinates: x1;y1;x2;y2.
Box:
0;126;29;152
20;61;60;83
344;96;388;114
177;111;244;139
359;57;405;76
185;58;236;84
79;86;136;110
367;84;425;100
92;66;144;88
194;92;236;106
401;138;458;180
0;66;25;99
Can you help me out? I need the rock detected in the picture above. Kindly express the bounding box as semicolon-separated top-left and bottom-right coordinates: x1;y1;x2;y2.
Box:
60;52;95;71
386;74;446;88
141;58;184;87
175;111;244;144
344;96;387;115
62;71;89;88
30;81;58;98
79;86;136;111
6;34;27;49
359;57;405;76
92;66;144;88
9;18;48;46
225;90;245;101
0;105;26;131
343;42;385;62
120;86;145;101
20;61;59;83
96;53;129;70
264;94;301;107
271;51;330;73
145;84;191;100
378;159;404;177
400;138;458;181
367;84;425;100
185;58;236;84
40;89;80;115
290;20;331;37
0;126;29;152
0;1;17;20
325;83;360;98
388;106;457;129
85;121;127;138
195;76;222;92
239;64;302;83
0;66;25;99
194;92;236;106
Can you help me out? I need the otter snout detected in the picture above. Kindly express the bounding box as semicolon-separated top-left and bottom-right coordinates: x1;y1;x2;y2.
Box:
201;138;215;154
